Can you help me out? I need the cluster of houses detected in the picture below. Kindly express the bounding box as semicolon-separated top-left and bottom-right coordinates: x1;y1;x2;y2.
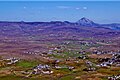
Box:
23;50;40;55
83;61;96;71
22;64;53;77
32;64;53;74
21;62;75;77
54;65;75;71
77;54;88;60
77;51;120;71
0;57;19;67
32;63;75;74
21;64;53;77
77;51;89;60
97;52;120;67
92;50;111;54
108;74;120;80
78;41;92;46
5;57;19;65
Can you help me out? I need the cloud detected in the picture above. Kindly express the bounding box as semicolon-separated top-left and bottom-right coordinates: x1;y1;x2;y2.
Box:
57;6;88;10
75;7;80;10
83;7;87;10
57;6;70;9
23;6;27;9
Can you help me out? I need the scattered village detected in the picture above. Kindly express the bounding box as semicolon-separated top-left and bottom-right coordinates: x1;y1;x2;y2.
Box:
0;22;120;79
0;42;120;80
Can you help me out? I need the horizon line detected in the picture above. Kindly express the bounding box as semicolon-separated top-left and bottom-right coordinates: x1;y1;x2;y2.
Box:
0;0;120;1
0;20;120;24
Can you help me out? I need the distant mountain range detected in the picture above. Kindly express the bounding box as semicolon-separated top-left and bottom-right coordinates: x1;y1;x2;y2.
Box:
0;17;120;41
1;17;119;30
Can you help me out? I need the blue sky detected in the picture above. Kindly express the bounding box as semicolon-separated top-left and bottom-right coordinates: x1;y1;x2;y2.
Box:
0;1;120;23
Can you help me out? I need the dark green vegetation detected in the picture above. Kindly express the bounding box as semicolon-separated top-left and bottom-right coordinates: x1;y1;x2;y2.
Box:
16;60;38;68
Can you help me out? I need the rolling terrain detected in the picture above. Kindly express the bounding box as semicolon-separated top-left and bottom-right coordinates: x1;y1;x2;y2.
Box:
0;18;120;80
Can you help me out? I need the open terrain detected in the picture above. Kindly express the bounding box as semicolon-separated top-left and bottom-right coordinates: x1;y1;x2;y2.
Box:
0;18;120;80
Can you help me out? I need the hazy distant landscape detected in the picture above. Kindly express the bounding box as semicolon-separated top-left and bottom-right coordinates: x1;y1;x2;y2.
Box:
0;1;120;80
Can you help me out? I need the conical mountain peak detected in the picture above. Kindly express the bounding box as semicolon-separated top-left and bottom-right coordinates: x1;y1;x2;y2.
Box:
77;17;97;27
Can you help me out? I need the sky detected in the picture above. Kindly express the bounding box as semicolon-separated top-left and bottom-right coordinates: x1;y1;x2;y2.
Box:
0;1;120;23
